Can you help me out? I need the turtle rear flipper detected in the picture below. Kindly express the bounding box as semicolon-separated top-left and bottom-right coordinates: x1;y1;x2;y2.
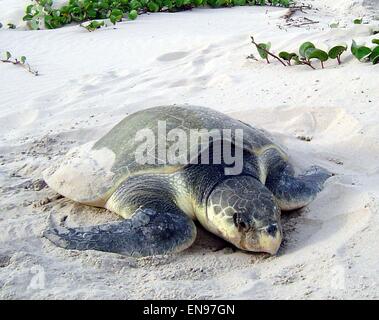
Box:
266;165;333;211
43;208;197;257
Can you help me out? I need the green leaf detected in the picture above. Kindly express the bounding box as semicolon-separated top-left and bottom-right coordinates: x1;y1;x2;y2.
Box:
87;9;97;18
44;15;54;28
299;42;315;58
110;8;123;24
148;2;160;12
372;39;379;45
279;51;298;64
70;7;81;14
256;42;271;59
208;0;226;7
281;0;291;7
99;1;110;9
162;0;173;7
329;22;339;28
351;40;372;61
23;14;34;21
279;51;297;61
5;51;11;60
26;4;34;14
128;10;138;20
84;20;105;31
40;0;53;7
45;12;65;29
0;22;2;29
111;9;124;17
351;40;358;55
370;46;379;64
110;16;117;24
233;0;246;5
353;18;362;24
305;48;328;62
328;45;347;63
130;0;142;9
71;7;85;22
20;56;26;64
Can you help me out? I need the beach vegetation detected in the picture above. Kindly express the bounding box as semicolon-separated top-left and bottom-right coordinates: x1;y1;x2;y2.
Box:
0;51;39;75
23;0;294;30
328;45;347;65
351;40;379;64
249;38;353;69
353;18;363;24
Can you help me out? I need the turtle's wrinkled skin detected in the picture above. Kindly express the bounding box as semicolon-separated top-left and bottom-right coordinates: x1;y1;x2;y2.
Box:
43;105;332;257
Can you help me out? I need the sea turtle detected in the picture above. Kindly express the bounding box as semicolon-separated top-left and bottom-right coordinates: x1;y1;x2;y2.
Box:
43;105;331;257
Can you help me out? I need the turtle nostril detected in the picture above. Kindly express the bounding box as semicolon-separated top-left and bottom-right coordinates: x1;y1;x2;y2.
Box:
266;224;278;236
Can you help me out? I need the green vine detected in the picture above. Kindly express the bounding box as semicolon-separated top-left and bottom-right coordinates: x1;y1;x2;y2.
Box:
23;0;294;30
0;51;39;76
351;39;379;64
249;36;379;69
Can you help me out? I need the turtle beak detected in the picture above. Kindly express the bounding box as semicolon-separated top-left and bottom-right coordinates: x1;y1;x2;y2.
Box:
238;223;282;255
257;223;282;255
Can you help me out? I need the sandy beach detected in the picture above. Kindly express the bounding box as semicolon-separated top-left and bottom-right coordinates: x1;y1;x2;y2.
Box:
0;0;379;299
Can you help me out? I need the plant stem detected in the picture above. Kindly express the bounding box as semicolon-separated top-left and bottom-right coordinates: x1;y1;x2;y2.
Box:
281;5;313;22
321;61;324;69
1;59;39;76
250;36;287;67
266;57;270;64
300;59;316;70
337;56;341;65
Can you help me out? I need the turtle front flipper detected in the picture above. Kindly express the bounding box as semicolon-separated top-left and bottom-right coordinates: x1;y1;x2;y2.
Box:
265;165;333;211
43;207;197;257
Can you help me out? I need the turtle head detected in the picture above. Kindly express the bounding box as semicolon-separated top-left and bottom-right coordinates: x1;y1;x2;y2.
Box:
206;175;282;255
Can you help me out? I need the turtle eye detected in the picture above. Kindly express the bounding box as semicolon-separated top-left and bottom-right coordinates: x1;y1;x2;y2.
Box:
233;212;250;231
232;212;239;227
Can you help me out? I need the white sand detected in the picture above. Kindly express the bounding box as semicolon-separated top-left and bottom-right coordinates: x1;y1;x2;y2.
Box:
0;1;379;299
